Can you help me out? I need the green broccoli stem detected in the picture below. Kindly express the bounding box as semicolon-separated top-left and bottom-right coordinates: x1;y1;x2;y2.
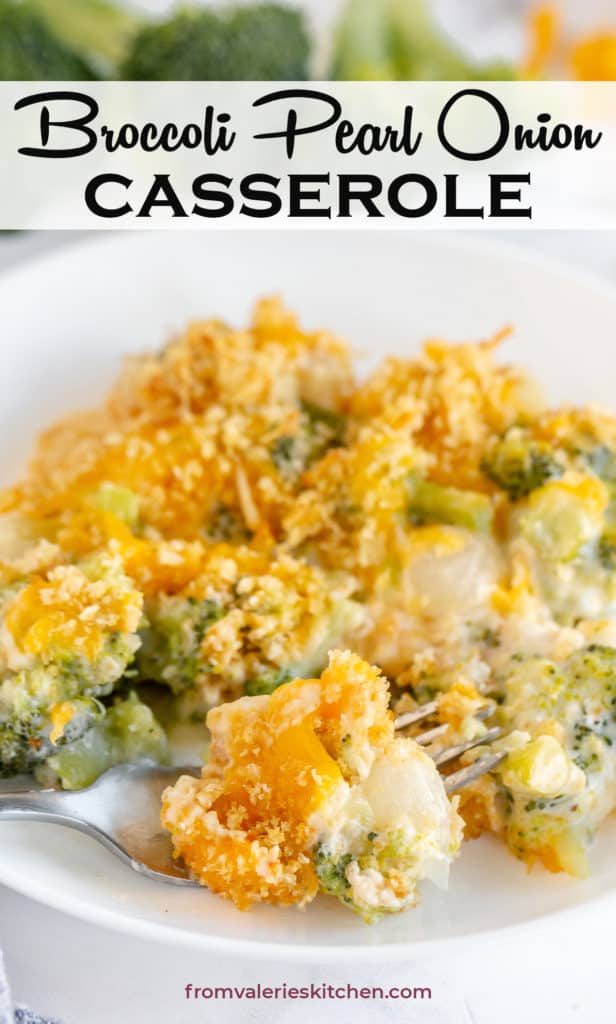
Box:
389;0;473;80
408;477;494;533
330;0;397;81
27;0;143;71
331;0;516;81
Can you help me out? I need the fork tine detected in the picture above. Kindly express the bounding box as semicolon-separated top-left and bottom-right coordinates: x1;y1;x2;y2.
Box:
393;700;439;730
393;700;504;791
394;700;494;735
472;704;496;723
432;726;503;767
444;751;506;794
414;723;449;745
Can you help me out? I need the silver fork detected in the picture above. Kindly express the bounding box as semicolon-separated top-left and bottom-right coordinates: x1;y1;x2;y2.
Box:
394;700;506;793
0;764;202;887
0;706;505;887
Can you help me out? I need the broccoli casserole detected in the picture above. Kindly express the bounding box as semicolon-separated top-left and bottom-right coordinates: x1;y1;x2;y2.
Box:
3;297;616;918
162;650;463;921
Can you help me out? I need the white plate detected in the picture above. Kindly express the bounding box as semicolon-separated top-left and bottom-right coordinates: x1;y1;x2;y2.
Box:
2;230;616;960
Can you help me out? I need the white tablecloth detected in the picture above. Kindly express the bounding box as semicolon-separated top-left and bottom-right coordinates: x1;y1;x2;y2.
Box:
1;229;616;1024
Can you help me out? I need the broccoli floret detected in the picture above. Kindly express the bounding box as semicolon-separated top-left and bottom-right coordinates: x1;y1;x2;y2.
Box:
139;554;362;706
408;477;493;532
598;532;616;570
0;632;139;778
206;505;252;544
0;726;33;776
0;698;44;777
44;690;169;789
0;698;53;777
498;645;616;875
243;668;292;697
0;683;168;789
0;557;144;780
271;435;300;476
121;4;310;81
138;597;225;692
271;401;346;481
312;825;452;923
583;444;616;495
0;0;99;79
331;0;516;81
312;844;355;905
1;664;168;787
481;436;564;501
301;400;346;438
586;444;616;478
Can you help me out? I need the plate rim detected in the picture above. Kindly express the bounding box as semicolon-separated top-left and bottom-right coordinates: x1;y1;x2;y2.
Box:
2;229;616;309
1;835;616;961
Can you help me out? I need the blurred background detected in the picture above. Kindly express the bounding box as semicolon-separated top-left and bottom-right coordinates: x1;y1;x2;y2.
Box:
1;0;616;81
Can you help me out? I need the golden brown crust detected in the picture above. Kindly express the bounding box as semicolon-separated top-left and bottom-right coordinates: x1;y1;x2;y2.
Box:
161;651;394;910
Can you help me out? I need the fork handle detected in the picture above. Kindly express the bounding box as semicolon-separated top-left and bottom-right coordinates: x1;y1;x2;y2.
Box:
0;787;85;823
0;786;139;873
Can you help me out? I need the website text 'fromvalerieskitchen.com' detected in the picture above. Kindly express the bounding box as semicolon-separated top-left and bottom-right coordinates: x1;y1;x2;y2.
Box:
183;982;432;1002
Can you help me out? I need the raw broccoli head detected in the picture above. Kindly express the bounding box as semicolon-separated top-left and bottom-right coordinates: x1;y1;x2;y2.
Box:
121;4;310;81
481;434;565;501
0;0;98;79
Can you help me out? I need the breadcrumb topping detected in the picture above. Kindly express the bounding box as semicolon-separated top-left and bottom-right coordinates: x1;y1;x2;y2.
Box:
161;650;461;913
